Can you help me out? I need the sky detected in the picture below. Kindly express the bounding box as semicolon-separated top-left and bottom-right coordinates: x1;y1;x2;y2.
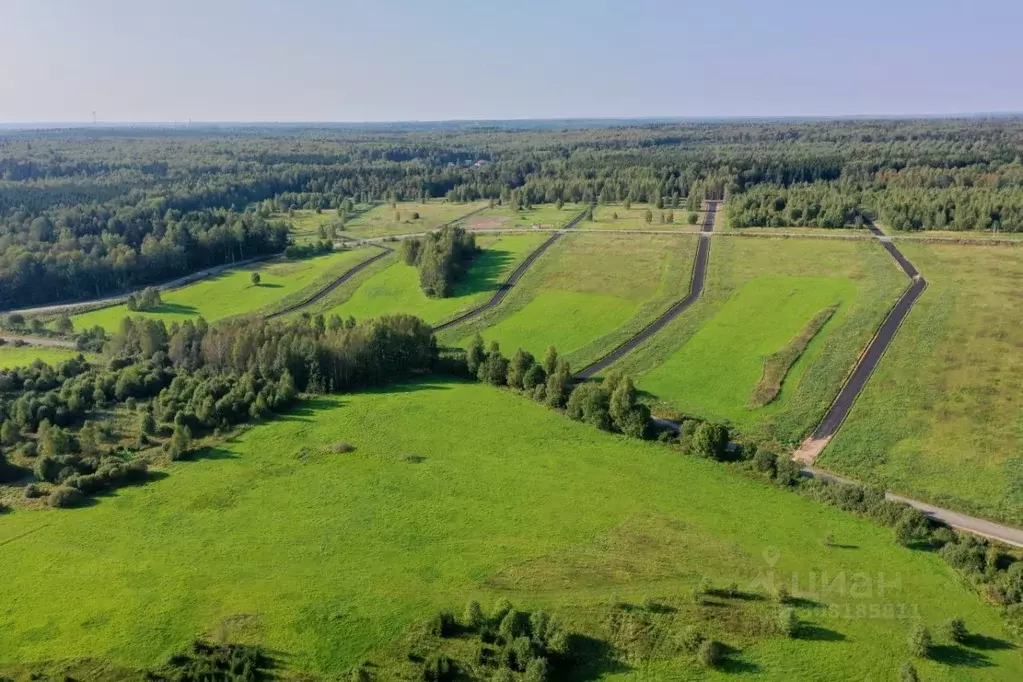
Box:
2;0;1021;123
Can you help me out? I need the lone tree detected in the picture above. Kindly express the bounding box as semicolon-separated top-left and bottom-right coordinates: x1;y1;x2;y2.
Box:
907;623;932;659
251;272;261;286
644;208;653;224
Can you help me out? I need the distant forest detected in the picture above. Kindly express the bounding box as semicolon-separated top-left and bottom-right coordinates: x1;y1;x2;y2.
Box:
2;118;1022;308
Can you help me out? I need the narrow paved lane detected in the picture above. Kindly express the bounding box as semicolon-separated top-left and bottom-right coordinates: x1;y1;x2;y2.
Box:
574;201;719;379
265;246;394;319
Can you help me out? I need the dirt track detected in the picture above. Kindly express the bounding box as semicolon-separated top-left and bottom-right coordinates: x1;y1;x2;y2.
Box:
574;201;719;379
0;335;76;349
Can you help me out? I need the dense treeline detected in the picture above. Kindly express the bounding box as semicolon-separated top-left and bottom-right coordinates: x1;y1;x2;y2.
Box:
3;118;1023;308
400;225;478;297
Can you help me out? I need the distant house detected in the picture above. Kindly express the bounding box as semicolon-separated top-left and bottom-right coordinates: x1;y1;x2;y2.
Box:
472;159;488;168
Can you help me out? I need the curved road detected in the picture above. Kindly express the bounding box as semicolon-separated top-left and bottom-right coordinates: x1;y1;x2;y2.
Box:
575;201;719;379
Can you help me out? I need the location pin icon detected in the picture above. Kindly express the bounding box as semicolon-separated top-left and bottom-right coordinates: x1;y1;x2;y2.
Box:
762;547;781;567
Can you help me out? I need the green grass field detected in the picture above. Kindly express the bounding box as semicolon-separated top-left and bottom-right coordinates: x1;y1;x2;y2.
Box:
462;204;586;230
639;275;858;429
70;248;375;331
289;201;489;241
609;237;907;444
319;234;548;325
821;243;1023;526
0;345;94;369
444;233;698;366
0;379;1019;681
590;203;704;231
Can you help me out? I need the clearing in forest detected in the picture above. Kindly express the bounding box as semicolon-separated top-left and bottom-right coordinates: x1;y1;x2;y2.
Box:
590;203;705;231
463;203;585;230
821;243;1023;527
608;237;906;443
444;233;698;366
70;248;375;332
1;379;1020;680
315;234;549;326
289;200;489;241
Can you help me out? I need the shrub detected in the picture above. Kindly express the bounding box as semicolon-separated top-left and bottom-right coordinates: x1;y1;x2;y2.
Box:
900;662;920;682
565;382;611;430
777;607;798;637
332;442;356;453
678;626;705;652
697;639;723;667
531;383;547;403
944;616;967;644
511;636;533;671
524;656;549;682
907;623;932;658
422;652;454;681
24;483;44;499
491;668;515;682
774;456;804;486
426;610;456;637
499;610;523;642
464;600;485;630
692;422;729;460
775;583;791;604
48;485;83;508
492;598;513;626
522;363;546;391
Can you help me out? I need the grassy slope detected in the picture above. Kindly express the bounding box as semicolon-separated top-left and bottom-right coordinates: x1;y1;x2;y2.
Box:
321;234;548;326
443;233;698;367
289;201;489;241
71;249;374;331
822;243;1023;526
610;237;906;444
0;380;1018;681
0;345;94;369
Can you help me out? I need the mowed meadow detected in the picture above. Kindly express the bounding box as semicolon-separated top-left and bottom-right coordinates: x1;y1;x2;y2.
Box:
443;232;699;367
1;379;1020;681
70;248;376;331
822;243;1023;526
0;345;94;370
608;236;907;444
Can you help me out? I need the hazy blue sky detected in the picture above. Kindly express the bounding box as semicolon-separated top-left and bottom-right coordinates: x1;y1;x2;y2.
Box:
2;0;1021;122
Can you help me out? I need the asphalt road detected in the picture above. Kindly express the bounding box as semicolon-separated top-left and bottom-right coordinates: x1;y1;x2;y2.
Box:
574;201;719;379
265;245;394;319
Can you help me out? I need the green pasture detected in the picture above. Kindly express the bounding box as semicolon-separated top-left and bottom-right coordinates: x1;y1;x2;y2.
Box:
445;233;698;365
610;237;906;444
822;243;1023;526
70;248;374;332
590;203;704;231
638;275;857;428
289;200;488;241
319;234;548;325
0;380;1018;680
462;203;586;230
0;345;94;369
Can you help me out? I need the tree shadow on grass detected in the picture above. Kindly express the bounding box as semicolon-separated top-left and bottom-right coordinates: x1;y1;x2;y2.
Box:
930;644;994;668
181;446;240;461
152;302;199;316
254;282;283;288
452;249;515;297
798;624;846;642
561;634;631;681
962;633;1016;651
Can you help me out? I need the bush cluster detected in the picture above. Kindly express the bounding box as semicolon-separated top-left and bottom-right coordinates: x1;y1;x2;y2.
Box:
400;226;478;298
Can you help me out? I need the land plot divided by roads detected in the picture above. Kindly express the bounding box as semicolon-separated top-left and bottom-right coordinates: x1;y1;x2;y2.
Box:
71;247;376;332
605;237;906;444
316;233;550;326
821;242;1023;526
288;200;488;241
442;232;699;368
